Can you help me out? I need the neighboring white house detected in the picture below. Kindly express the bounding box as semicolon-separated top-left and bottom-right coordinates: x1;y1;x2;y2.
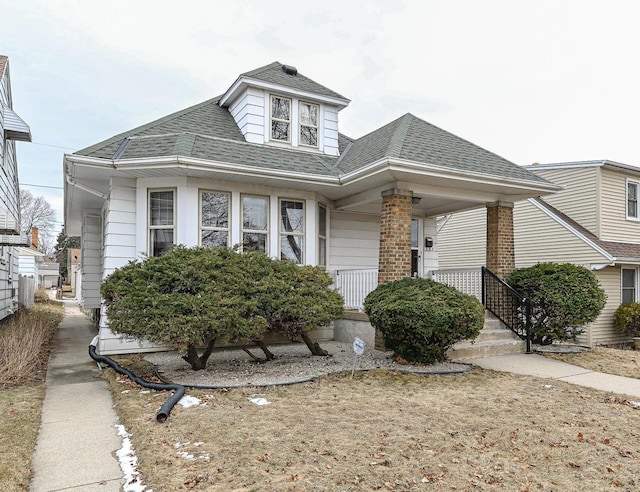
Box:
438;160;640;347
64;61;559;355
0;55;31;318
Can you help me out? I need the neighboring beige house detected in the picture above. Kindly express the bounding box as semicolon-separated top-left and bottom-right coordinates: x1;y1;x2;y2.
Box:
64;61;558;355
438;159;640;346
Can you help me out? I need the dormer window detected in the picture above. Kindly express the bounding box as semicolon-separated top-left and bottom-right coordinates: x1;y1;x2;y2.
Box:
270;95;291;142
299;102;319;147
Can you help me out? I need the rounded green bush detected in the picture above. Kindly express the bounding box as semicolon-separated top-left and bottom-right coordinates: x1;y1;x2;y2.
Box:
508;262;606;345
364;278;484;364
613;302;640;337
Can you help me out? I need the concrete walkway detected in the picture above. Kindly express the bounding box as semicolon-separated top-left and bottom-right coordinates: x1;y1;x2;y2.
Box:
30;300;123;492
463;353;640;400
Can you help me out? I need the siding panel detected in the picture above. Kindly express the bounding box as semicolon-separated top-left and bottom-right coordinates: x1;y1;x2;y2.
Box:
530;167;598;234
599;167;640;242
329;211;379;270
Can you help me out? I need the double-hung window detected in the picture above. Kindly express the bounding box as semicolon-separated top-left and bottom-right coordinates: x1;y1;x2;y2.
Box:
149;189;175;257
280;199;304;264
271;96;291;142
623;268;637;304
200;190;230;248
318;204;327;266
628;181;639;219
242;195;269;253
299;101;319;147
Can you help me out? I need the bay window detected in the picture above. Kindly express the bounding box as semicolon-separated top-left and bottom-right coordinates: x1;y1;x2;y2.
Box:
280;199;304;263
149;189;175;257
242;195;269;253
200;190;230;248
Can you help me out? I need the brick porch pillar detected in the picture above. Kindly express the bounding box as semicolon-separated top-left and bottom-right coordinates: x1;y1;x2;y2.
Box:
378;189;413;285
486;201;515;280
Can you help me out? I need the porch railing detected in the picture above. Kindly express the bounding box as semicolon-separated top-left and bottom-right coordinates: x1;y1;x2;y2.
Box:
482;267;532;353
330;268;378;311
428;268;482;301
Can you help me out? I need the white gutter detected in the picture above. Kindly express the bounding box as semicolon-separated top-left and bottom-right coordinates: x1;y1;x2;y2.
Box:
528;198;615;263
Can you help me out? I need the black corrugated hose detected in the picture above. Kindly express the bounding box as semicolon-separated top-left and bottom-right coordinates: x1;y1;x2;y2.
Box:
89;340;185;423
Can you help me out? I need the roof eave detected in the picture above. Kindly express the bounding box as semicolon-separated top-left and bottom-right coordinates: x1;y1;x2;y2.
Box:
219;76;350;109
341;157;563;195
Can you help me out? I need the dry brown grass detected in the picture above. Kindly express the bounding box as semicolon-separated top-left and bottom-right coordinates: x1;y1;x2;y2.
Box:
0;384;47;491
544;347;640;379
0;302;64;491
0;302;63;388
107;364;640;491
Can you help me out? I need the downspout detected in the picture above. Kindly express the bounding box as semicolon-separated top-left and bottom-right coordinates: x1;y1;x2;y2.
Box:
89;336;185;423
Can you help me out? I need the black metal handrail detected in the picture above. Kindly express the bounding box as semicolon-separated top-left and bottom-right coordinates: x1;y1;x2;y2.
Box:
481;267;532;353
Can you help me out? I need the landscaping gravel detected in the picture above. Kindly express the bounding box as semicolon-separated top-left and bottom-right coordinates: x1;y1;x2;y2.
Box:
144;341;471;388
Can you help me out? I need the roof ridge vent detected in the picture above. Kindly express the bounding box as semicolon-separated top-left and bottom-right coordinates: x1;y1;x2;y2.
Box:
282;64;297;76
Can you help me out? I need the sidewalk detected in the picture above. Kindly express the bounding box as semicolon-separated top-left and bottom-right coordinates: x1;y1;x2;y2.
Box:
464;353;640;400
30;300;123;492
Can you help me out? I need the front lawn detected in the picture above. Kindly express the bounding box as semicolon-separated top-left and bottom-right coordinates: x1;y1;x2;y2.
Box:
108;364;640;491
544;346;640;379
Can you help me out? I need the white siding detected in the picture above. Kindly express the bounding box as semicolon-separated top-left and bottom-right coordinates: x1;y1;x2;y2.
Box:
422;218;438;275
323;106;339;156
103;179;137;276
0;63;21;235
529;166;599;235
438;207;486;269
599;167;640;242
329;211;380;270
229;87;265;144
81;213;102;309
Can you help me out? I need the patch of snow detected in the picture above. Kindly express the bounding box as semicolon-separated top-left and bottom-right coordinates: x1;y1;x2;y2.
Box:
248;397;271;406
178;395;201;408
628;400;640;408
121;390;131;394
139;390;150;394
177;450;195;460
543;385;554;389
115;424;148;492
174;441;190;448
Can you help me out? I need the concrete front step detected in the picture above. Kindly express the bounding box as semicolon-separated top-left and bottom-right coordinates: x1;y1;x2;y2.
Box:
448;338;526;360
447;316;527;360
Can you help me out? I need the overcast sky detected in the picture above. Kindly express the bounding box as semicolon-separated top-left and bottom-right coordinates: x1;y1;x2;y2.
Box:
3;0;640;235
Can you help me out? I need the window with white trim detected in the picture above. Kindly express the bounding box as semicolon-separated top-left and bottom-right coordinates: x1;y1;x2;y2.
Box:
299;101;319;147
148;189;175;257
242;195;269;253
200;190;230;248
622;268;637;304
280;199;304;263
628;180;639;219
318;204;327;266
270;96;291;142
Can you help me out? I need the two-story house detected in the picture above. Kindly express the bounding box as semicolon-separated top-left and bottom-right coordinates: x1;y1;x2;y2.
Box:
64;61;559;355
0;55;31;318
439;159;640;346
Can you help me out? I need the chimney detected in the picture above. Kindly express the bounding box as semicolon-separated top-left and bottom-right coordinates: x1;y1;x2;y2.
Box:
31;227;39;249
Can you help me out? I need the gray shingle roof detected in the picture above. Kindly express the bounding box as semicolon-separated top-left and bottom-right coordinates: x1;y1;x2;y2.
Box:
116;133;339;176
337;113;552;184
241;62;349;101
73;65;552;188
75;96;245;159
